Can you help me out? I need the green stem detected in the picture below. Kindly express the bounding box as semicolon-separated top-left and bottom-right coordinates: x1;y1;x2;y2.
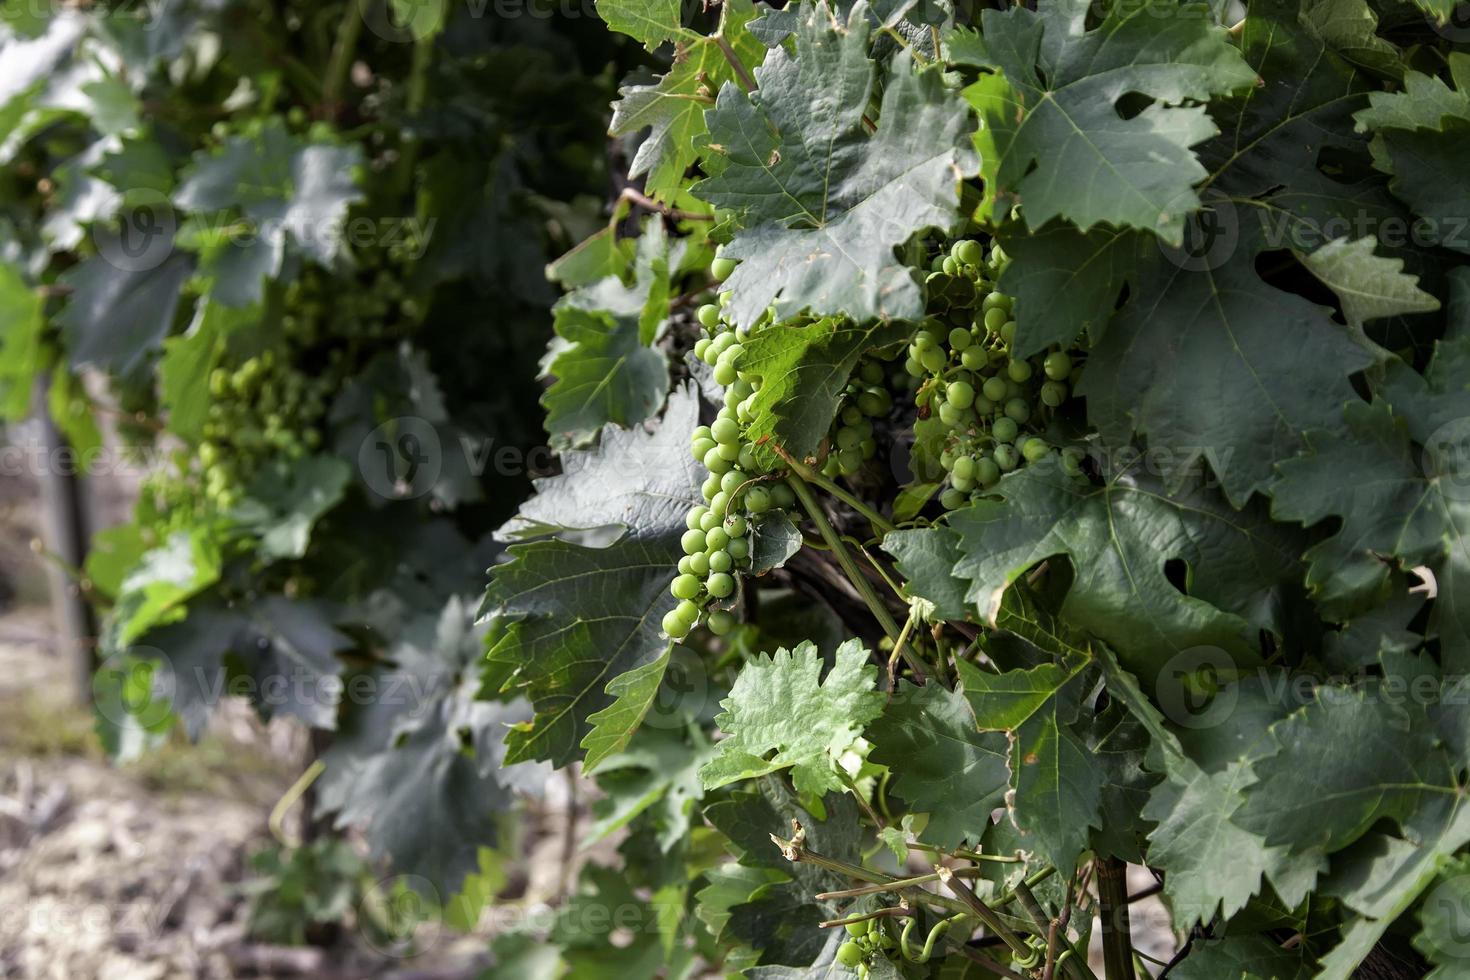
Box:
1097;857;1135;980
322;0;366;112
771;442;895;534
787;474;903;645
943;874;1034;959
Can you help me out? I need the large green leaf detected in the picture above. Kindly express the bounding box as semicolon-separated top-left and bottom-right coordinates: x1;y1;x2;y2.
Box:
58;252;193;375
1297;236;1440;328
610;0;766;201
736;317;909;469
1354;55;1470;255
867;680;1010;848
0;261;42;419
695;4;977;328
1272;330;1470;647
540;224;676;448
700;639;884;798
948;456;1301;676
965;0;1255;243
483;388;703;766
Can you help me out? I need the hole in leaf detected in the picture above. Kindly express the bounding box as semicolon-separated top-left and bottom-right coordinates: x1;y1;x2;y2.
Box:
1114;92;1155;121
1163;557;1190;595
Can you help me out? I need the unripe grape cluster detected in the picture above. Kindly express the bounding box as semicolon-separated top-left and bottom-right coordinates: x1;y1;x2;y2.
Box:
836;917;895;978
662;251;800;640
820;357;891;478
910;239;1085;509
148;261;419;514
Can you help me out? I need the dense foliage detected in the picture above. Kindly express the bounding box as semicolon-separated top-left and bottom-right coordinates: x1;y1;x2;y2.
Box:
7;0;1470;977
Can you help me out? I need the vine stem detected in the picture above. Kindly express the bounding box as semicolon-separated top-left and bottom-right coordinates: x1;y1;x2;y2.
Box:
321;0;365;114
941;871;1035;960
786;475;927;682
1097;857;1135;980
619;186;712;222
715;34;758;92
769;442;895;535
268;759;325;848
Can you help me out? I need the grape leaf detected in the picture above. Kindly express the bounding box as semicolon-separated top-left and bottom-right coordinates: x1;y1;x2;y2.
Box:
595;0;691;49
700;639;884;798
1353;56;1470;255
1076;0;1393;505
1272;329;1470;645
610;0;766;202
1297;237;1440;328
500;379;704;542
483;388;703;766
737;316;909;469
882;524;969;623
159;299;252;442
965;0;1255;243
230;455;352;560
948;456;1301;676
319;598;532;897
867;680;1009;847
109;528;222;648
1172;936;1311;980
996;223;1142;359
58;251;193;375
580;647;672;772
695;4;977;329
173;120;364;267
1010;693;1103;876
541;223;676;448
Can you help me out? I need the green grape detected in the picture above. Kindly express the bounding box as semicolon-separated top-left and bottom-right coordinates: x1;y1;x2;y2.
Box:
954;239;983;266
678;556;693;575
693;338;712;360
717;442;740;461
771;483;796;509
1022;437;1051;462
904;357;924;378
671;574;702;600
675;599;701;624
841;405;863;426
1000;320;1016;346
713;361;738;386
857;388;890;417
952;455;977;481
702;473;722;500
992;416;1019;442
982;376;1008;403
710;490;731;518
692;437;717;460
697;304;721;329
737;444;758;471
681;529;707;555
746;487;772;513
662;610;690;638
938;401;965;427
689;552;711;576
860;361;884;384
1040;380;1067;407
711;256;737;281
1006;359;1033;383
942;255;959;276
947;381;975;409
919;347;946;373
707;572;735;598
727;537;750;560
706;526;730;551
913;329;937;350
709;550;733;573
1044;351;1072;380
976;457;1001;487
846;920;870;938
707;610;736;635
994;444;1020;471
705;447;734;473
836;942;865;968
983;307;1007;334
948;326;972;350
940;488;967;509
721;469;747;495
725;514;748;537
961;346;987;370
1004;398;1031;423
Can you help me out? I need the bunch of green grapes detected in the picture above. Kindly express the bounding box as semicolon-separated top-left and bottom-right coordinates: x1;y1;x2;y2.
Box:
662;253;800;640
820;357;891;478
149;261;418;513
909;238;1084;509
836;917;895;977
